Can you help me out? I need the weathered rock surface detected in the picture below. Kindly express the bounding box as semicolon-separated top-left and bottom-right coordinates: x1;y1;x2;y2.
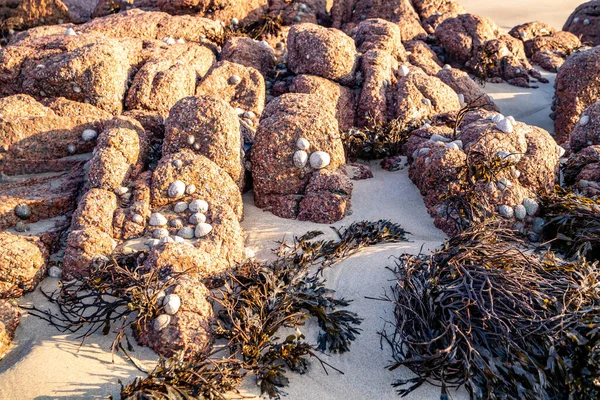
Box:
564;145;600;196
436;67;499;111
298;168;353;223
157;0;267;26
3;0;96;30
563;1;600;47
0;232;48;298
404;40;443;75
221;37;275;77
0;300;20;360
570;101;600;153
509;21;556;42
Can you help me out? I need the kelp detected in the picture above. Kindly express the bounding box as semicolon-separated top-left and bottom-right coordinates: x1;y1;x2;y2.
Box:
381;220;600;399
205;14;284;46
343;116;416;161
28;220;409;399
540;188;600;261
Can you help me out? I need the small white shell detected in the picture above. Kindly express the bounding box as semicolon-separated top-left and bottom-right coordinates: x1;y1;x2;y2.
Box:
244;111;256;119
189;212;206;225
506;116;516;125
149;213;168;226
309;151;331;169
132;214;144;225
195;223;213;238
421;98;432;106
115;186;129;196
496;118;513;134
445;142;460;150
177;227;195;239
497;178;512;190
228;75;242;85
430;134;450;143
556;145;566;158
293;150;308;168
48;266;62;278
514;204;526;220
155;290;166;304
163;37;176;45
580;115;590;126
153;314;171;331
452;140;463;149
152;228;169;239
189;199;209;213
185;184;197;195
584;18;590;26
399;65;410;77
244;247;256;259
169;218;183;229
81;129;98;142
174;202;188;213
523;198;539;216
231;17;239;25
458;93;465;104
67;144;77;154
186;135;195;145
163;294;181;315
172;159;183;168
176;38;185;43
160;236;175;244
65;27;77;36
168;180;186;198
491;114;505;123
296;138;310;150
498;205;514;219
443;64;452;70
173;235;185;243
418;148;431;156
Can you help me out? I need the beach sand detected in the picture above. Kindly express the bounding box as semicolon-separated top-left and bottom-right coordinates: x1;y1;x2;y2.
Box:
0;2;582;399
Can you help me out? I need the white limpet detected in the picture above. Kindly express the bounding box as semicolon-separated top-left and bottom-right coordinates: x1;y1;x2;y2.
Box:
168;180;186;198
189;199;209;213
514;204;526;221
584;19;590;26
580;115;590;126
452;140;463;149
496;118;513;134
176;38;185;43
309;151;330;169
172;235;184;243
445;142;460;150
296;138;310;150
153;228;169;239
170;218;183;229
67;144;76;154
556;145;566;158
72;85;82;93
65;27;76;36
185;184;196;195
153;314;171;331
421;98;432;106
244;111;256;119
189;212;206;225
443;64;451;70
81;129;98;142
228;75;242;85
187;135;195;145
293;150;308;168
235;107;245;116
48;266;62;278
418;148;430;156
399;65;410;77
244;247;256;259
174;201;188;213
177;227;195;239
497;178;512;190
163;37;176;45
160;236;175;244
523;198;539;216
491;113;505;123
115;186;129;196
132;214;144;224
149;213;168;226
163;294;181;315
193;142;201;150
430;134;450;143
458;93;465;104
574;17;580;23
498;205;514;219
195;223;213;238
231;17;239;25
172;159;183;168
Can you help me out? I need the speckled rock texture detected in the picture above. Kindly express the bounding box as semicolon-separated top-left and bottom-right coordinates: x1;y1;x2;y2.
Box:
267;0;329;26
126;43;216;115
196;61;265;126
70;188;117;235
564;145;600;196
0;300;20;360
150;151;243;219
553;46;600;143
290;74;356;131
564;1;600;47
352;18;406;60
252;93;348;221
157;0;268;25
163;96;244;188
436;14;500;66
524;31;581;61
0;232;48;299
93;0;158;18
509;21;556;42
221;37;276;77
404;40;443;75
436;67;500;111
112;171;152;240
570;101;600;153
3;0;96;30
413;0;465;34
331;0;427;42
356;49;396;127
394;70;462;126
88;117;149;191
136;277;214;359
408;115;560;235
287;23;358;85
62;226;117;279
298;168;353;223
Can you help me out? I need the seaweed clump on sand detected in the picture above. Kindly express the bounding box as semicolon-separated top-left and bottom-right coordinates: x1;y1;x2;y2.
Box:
27;220;409;399
343;116;416;161
382;221;600;399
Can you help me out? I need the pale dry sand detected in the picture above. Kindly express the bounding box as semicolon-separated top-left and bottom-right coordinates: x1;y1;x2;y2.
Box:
0;2;580;399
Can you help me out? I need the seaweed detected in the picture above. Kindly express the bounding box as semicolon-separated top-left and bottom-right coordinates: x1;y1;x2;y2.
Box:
381;220;600;399
28;220;409;399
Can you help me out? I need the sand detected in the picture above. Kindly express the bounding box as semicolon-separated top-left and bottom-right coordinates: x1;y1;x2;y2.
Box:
0;2;582;399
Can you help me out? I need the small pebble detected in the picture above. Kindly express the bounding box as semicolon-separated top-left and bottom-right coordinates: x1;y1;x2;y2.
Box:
189;199;209;213
579;115;590;126
172;159;183;168
81;129;98;142
498;205;514;219
72;85;82;94
65;27;76;36
185;184;196;195
443;64;451;70
168;180;186;198
244;111;256;119
399;65;410;77
418;148;431;156
293;150;308;168
174;201;188;213
195;223;213;238
309;151;330;169
445;142;460;150
193;142;201;151
132;214;144;225
186;135;195;145
231;18;239;26
293;15;302;23
296;138;310;150
169;218;183;229
177;227;195;239
153;314;171;331
421;98;432;106
523;198;539;216
48;266;62;278
149;213;167;226
458;93;465;104
163;37;176;45
15;204;32;220
228;75;242;85
556;145;566;158
152;228;169;239
244;247;256;259
514;204;526;220
189;212;206;225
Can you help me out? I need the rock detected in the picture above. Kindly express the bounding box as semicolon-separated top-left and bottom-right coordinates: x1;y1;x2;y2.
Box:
298;168;353;223
496;118;514;133
70;189;117;235
523;198;539;216
149;213;167;226
157;0;267;27
309;151;331;169
524;31;581;58
0;233;48;298
352;18;406;60
63;227;116;279
14;204;32;220
287;23;357;85
498;205;514;219
195;223;213;238
514;204;527;220
508;21;556;41
163;96;244;188
168;180;186;198
404;40;443;75
570;101;600;153
189;213;206;225
564;1;600;46
163;294;181;315
189;200;209;213
293;150;309;168
4;0;95;30
0;300;20;359
355;49;396;126
221;37;275;77
436;67;500;111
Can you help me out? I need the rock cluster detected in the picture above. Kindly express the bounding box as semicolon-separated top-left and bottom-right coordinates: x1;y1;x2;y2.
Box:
563;1;600;47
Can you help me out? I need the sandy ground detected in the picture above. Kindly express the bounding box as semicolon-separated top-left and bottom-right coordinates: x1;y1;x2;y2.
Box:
0;2;581;399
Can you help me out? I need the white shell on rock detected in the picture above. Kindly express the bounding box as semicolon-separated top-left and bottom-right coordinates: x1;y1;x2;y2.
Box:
556;145;566;158
189;212;206;225
296;138;310;150
186;135;195;145
523;198;539;216
235;107;244;116
170;218;183;229
443;64;451;70
186;184;196;195
228;75;242;85
177;227;195;239
153;314;171;331
115;186;129;195
172;159;183;168
147;238;160;248
506;116;516;125
452;140;463;149
176;38;185;44
244;111;256;119
496;118;513;133
65;27;77;36
498;205;514;219
81;129;97;142
155;290;166;304
490;114;504;123
584;18;590;25
511;167;521;179
421;98;432;106
168;180;186;198
195;223;213;238
309;151;331;169
149;213;167;226
163;36;176;45
244;247;256;259
48;266;62;278
399;65;410;77
430;134;450;143
293;150;308;168
458;93;465;104
67;144;76;154
173;235;185;243
152;228;169;239
160;236;175;244
418;147;431;156
163;294;181;315
445;142;460;150
189;199;209;213
132;214;144;225
580;115;590;126
514;204;526;220
497;178;512;190
174;202;188;213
